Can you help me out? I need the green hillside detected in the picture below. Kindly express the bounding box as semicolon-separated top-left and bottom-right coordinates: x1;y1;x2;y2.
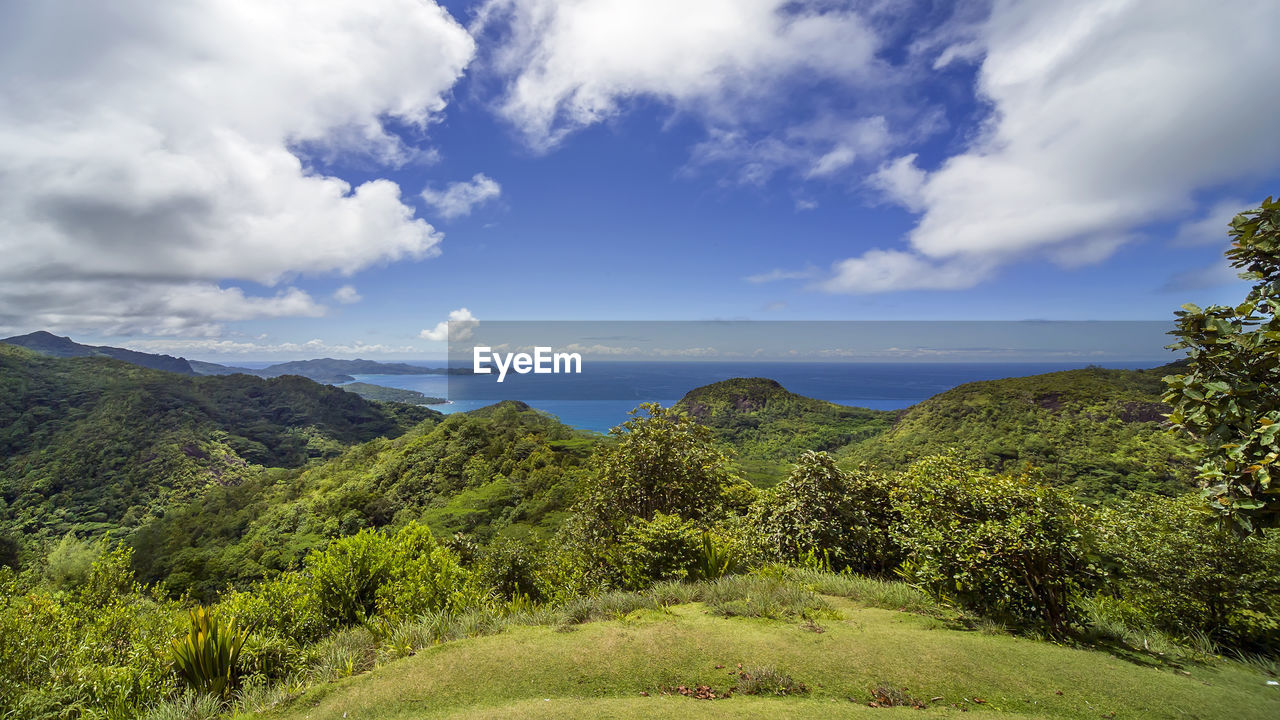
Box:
254;584;1277;720
0;345;435;545
1;330;195;375
128;401;596;597
842;365;1196;498
675;377;893;485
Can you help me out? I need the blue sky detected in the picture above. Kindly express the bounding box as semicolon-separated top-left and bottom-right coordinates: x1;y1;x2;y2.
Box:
1;1;1277;360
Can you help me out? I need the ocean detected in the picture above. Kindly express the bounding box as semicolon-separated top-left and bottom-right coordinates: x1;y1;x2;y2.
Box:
346;360;1167;434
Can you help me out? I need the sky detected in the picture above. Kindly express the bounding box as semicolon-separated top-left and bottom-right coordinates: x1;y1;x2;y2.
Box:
1;0;1277;360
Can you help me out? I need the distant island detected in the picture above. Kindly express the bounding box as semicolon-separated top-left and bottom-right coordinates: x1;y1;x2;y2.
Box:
340;382;446;405
1;331;457;384
192;357;457;384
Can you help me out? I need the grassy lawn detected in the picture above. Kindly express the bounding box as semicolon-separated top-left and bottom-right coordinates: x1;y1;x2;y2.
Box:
255;598;1278;720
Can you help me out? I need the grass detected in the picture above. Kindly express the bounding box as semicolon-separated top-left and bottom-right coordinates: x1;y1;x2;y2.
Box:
244;590;1280;720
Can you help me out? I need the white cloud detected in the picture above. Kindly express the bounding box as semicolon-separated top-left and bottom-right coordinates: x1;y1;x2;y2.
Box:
333;285;363;304
819;250;995;294
479;0;882;152
688;115;893;186
745;267;820;284
1172;198;1247;247
0;0;475;333
421;174;503;220
420;308;479;342
0;280;324;338
867;154;926;212
824;0;1280;293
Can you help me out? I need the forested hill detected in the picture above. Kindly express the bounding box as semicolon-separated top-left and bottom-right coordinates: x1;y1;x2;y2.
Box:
675;377;893;485
841;364;1196;498
1;330;195;375
0;344;436;544
129;400;597;597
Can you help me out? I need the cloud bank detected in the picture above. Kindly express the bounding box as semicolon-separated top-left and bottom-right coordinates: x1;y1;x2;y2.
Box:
0;0;474;335
827;0;1280;293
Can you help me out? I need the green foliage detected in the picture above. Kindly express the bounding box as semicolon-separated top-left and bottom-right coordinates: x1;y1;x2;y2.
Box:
474;538;543;601
1164;197;1280;532
1093;494;1280;651
586;402;733;527
608;512;704;590
752;451;899;574
169;606;247;696
890;455;1092;635
42;532;100;591
130;403;592;598
340;382;445;405
676;378;892;485
845;366;1196;499
0;541;182;718
0;346;433;547
692;531;743;581
216;572;327;645
306;524;470;626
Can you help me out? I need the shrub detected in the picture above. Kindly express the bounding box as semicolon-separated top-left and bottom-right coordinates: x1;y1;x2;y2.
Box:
306;523;470;626
217;573;327;645
474;538;543;601
170;606;248;696
42;533;100;591
1093;494;1280;652
752;452;899;574
609;512;703;590
890;455;1092;635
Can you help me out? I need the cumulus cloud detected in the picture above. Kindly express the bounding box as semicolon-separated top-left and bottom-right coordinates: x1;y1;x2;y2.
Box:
421;174;503;220
332;285;363;304
824;0;1280;293
420;308;479;342
0;0;474;334
478;0;882;151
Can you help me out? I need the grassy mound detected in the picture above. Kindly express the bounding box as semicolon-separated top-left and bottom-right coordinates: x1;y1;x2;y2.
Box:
251;593;1277;720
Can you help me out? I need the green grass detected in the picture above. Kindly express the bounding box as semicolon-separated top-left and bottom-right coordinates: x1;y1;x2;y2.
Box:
247;594;1279;720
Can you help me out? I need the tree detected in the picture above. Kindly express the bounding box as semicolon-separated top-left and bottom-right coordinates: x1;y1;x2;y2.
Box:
585;402;733;527
1164;196;1280;533
752;451;899;573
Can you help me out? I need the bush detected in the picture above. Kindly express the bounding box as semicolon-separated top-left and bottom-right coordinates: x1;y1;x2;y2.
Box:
609;513;703;590
890;455;1092;635
752;452;899;574
217;573;327;645
474;538;543;601
306;523;471;626
42;533;100;591
1093;494;1280;652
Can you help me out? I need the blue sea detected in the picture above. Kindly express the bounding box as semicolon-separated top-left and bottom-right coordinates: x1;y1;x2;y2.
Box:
346;360;1164;434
